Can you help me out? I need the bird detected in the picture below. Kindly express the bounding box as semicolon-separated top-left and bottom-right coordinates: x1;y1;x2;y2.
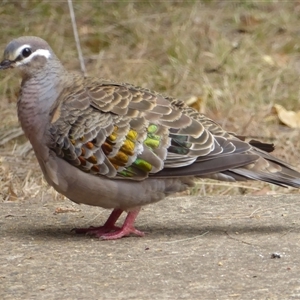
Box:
1;36;300;240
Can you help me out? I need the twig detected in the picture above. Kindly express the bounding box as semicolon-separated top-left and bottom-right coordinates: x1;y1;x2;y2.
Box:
0;127;24;145
205;41;240;73
161;231;209;244
67;0;87;77
225;231;256;246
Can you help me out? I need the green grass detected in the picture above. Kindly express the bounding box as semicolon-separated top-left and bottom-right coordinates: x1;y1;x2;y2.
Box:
1;0;300;200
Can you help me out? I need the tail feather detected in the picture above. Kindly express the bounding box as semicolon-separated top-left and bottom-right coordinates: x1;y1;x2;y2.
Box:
230;167;300;188
209;138;300;188
224;149;300;188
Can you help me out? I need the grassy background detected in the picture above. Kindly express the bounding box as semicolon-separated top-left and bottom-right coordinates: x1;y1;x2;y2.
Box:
1;0;300;201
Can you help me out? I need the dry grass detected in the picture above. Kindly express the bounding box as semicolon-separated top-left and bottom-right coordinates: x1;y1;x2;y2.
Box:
1;0;300;201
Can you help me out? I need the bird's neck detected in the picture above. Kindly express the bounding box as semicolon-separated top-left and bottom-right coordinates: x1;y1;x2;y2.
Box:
17;65;66;146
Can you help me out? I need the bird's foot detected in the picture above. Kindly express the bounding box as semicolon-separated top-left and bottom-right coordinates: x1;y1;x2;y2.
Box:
72;207;144;240
100;225;145;240
72;224;144;239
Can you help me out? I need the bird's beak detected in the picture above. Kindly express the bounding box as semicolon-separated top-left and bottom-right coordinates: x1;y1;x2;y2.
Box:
0;59;14;70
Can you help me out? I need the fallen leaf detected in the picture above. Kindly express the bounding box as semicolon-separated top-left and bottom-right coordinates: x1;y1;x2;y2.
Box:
251;187;275;196
263;55;275;66
54;207;81;214
273;104;300;128
8;182;18;201
239;14;262;27
262;54;289;67
186;96;205;113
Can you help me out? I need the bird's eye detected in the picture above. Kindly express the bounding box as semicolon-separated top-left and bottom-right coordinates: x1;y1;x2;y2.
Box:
22;48;32;58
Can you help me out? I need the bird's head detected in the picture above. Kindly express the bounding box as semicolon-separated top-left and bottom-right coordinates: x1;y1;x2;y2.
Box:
0;36;57;77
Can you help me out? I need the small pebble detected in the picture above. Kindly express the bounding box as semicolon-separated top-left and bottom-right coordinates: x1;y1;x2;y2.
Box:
271;252;281;259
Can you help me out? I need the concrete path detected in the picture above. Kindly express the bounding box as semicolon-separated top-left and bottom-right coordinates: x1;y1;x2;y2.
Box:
1;194;300;299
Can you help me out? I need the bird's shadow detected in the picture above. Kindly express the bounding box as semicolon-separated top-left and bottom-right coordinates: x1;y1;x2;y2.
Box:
3;222;298;242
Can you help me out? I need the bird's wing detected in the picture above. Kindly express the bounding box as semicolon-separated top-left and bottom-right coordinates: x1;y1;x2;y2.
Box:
47;76;262;181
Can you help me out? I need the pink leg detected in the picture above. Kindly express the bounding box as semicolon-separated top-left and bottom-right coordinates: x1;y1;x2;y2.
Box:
101;208;144;240
73;208;144;240
72;208;123;235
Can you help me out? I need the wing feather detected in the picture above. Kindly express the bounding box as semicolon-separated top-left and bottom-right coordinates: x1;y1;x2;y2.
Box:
48;75;300;187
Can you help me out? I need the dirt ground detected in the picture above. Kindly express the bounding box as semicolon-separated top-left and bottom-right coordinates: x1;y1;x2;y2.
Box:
1;194;300;299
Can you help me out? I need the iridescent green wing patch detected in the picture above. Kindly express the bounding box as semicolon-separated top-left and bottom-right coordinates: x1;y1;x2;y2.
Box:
118;123;165;178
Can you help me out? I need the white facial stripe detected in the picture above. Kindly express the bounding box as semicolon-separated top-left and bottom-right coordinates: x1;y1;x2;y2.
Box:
15;49;51;66
14;44;31;58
